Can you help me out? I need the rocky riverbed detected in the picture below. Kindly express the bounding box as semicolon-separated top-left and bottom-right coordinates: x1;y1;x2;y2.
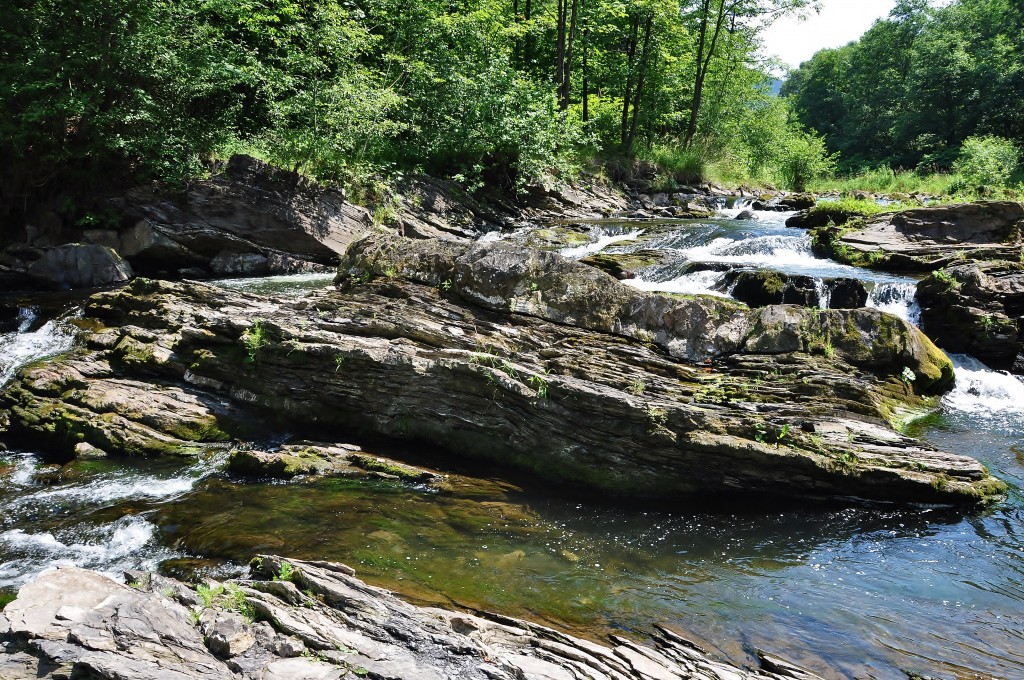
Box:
2;163;1023;678
0;556;823;680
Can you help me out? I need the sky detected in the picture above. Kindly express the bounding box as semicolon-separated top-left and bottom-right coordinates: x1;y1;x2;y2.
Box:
760;0;898;71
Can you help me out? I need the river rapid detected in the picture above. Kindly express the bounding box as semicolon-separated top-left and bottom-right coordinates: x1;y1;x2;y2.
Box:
1;210;1022;679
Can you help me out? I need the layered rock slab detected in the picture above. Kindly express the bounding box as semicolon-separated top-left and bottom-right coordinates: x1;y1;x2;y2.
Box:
917;261;1024;372
0;557;823;680
0;235;1003;504
811;201;1024;271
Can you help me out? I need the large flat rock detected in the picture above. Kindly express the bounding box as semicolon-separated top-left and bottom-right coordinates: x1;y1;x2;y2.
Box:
1;557;822;680
811;201;1024;271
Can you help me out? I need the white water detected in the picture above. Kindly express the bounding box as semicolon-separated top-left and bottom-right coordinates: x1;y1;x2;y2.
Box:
560;229;644;259
0;308;77;387
627;270;729;297
0;451;223;587
943;354;1024;418
866;282;922;326
0;515;173;588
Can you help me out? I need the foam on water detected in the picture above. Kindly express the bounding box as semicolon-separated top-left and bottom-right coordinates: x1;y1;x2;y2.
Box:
0;452;224;586
942;354;1024;418
0;515;173;587
867;282;922;325
560;229;644;259
0;309;77;387
673;233;821;269
626;270;728;297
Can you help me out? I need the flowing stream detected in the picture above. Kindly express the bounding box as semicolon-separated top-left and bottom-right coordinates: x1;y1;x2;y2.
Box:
1;213;1023;678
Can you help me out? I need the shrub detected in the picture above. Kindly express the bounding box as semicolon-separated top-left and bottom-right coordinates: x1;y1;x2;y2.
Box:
953;136;1022;188
778;129;837;192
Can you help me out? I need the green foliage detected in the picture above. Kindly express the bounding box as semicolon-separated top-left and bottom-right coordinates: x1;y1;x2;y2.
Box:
1;0;833;222
275;560;296;582
777;129;837;192
196;583;224;609
242;320;269;364
785;0;1024;189
953;136;1022;189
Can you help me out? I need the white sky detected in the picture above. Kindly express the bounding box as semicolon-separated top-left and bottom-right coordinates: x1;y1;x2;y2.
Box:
761;0;898;71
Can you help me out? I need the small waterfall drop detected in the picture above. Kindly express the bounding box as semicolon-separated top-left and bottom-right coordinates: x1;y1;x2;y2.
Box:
867;282;921;325
942;354;1024;419
0;307;78;387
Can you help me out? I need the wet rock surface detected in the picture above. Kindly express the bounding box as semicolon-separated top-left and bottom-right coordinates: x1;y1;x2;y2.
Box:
811;201;1024;271
917;260;1024;372
0;236;1003;505
722;270;868;310
0;556;824;680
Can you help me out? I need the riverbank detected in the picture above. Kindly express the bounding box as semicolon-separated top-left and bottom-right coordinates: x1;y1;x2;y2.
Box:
1;556;825;680
2;161;1024;675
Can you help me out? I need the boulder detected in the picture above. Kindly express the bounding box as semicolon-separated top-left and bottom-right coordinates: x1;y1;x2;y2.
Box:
3;566;231;679
735;209;757;220
105;154;373;277
580;249;673;279
26;243;133;290
811;201;1024;271
753;193;816;212
917;261;1024;371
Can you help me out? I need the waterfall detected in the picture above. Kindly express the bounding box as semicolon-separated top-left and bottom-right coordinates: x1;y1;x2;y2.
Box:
867;282;921;325
942;354;1024;419
0;308;78;388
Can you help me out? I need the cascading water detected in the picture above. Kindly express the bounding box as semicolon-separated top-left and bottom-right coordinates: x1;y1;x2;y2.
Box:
0;305;225;588
943;354;1024;421
0;451;225;587
0;308;78;387
866;281;922;325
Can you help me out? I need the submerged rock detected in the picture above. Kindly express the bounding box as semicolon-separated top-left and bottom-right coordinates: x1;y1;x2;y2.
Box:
0;557;824;680
917;261;1024;372
228;443;443;484
580;249;673;279
811;201;1024;271
0;233;1003;505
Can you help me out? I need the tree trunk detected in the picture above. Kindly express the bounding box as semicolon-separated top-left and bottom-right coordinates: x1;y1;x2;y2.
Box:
558;0;579;109
684;0;728;149
581;24;589;121
620;15;640;147
625;13;653;155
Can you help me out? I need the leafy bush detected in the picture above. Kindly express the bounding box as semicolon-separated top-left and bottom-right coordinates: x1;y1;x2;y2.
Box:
778;130;837;192
953;136;1022;188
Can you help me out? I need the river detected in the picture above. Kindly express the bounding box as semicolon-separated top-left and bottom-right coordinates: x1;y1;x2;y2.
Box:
1;209;1021;679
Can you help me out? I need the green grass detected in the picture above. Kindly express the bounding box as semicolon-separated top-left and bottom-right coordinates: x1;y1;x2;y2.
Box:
636;144;705;189
810;167;1023;200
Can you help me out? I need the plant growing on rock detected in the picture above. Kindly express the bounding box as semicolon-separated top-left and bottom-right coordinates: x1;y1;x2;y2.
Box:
528;372;549;399
242;319;269;363
275;561;296;582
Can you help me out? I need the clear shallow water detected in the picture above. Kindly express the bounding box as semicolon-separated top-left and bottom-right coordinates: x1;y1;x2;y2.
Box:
1;249;1023;677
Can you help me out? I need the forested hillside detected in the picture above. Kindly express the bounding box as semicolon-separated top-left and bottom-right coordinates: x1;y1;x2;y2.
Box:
783;0;1023;187
2;0;828;227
